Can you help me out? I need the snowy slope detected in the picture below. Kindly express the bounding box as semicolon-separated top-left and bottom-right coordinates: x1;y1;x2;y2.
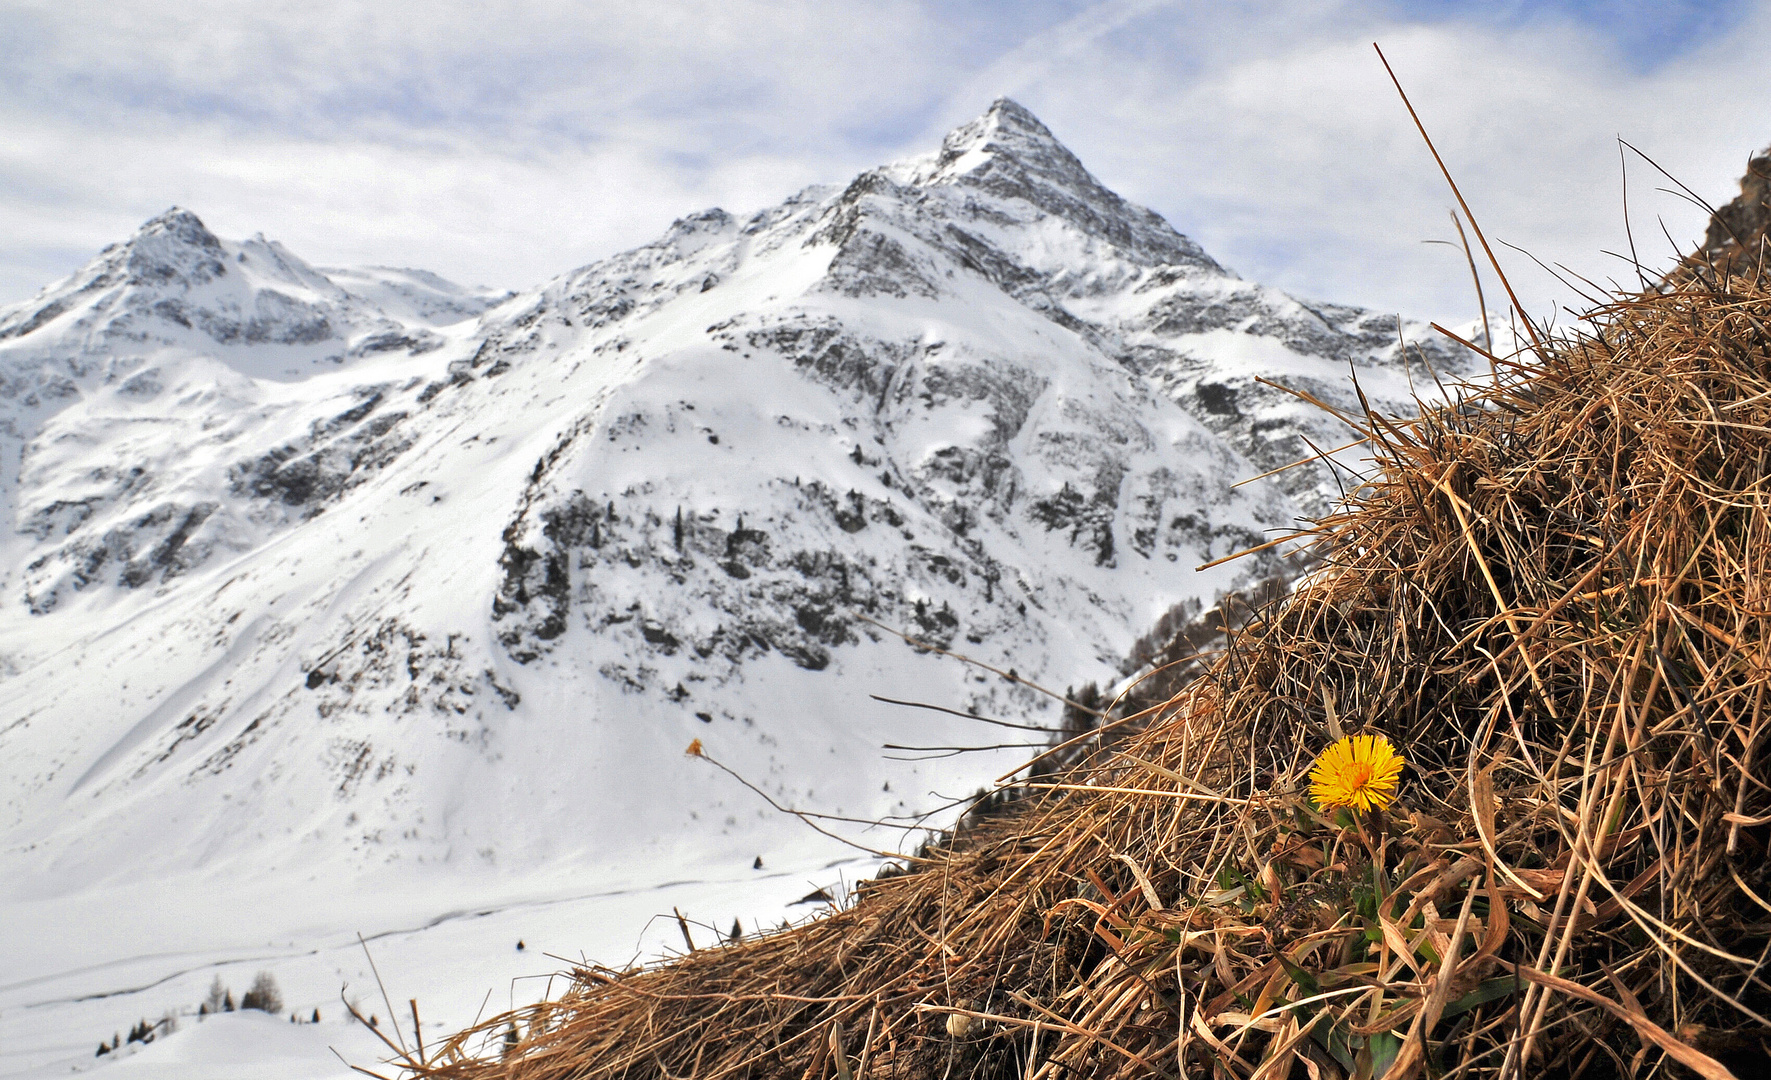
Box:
0;100;1481;1075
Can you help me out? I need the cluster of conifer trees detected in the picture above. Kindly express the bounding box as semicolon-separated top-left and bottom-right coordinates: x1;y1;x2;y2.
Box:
93;1014;174;1056
96;972;309;1057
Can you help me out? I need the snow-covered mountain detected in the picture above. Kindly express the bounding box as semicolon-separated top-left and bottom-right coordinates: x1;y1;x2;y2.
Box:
0;209;508;619
0;95;1480;884
0;99;1479;1075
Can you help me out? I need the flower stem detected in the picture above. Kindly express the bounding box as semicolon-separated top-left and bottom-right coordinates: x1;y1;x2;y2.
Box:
1365;806;1389;879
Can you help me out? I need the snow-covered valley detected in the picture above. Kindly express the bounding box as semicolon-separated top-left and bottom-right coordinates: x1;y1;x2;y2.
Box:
0;100;1480;1076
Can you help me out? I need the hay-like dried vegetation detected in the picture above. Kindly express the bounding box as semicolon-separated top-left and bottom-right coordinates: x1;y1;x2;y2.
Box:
391;222;1771;1080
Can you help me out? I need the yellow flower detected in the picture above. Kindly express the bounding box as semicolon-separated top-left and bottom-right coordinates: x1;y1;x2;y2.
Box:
1309;734;1405;813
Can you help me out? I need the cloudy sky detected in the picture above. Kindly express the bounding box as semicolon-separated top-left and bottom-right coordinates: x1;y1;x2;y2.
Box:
1;0;1764;324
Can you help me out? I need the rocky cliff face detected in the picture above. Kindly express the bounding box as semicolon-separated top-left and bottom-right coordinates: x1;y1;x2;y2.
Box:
1685;144;1771;279
0;100;1482;892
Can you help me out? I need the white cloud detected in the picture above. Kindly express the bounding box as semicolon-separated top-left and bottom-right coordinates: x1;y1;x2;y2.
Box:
0;1;954;297
934;1;1771;320
1;0;1766;326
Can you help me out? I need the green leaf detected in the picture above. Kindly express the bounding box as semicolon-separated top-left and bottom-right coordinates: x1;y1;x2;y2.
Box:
1441;977;1518;1020
1368;1031;1402;1078
1278;956;1322;997
1307;1013;1358;1073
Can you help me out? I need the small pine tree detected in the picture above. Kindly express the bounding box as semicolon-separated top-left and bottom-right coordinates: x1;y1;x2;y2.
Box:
240;971;282;1013
224;991;235;1012
96;1042;109;1057
312;1008;321;1024
205;975;228;1013
198;1002;209;1017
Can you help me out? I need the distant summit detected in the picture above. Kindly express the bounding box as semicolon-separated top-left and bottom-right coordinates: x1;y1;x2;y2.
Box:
903;98;1221;271
121;207;231;287
0;205;503;361
931;98;1080;178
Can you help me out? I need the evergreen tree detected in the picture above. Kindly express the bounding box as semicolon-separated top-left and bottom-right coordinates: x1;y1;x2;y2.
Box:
240;971;282;1013
312;1008;321;1024
204;975;229;1013
223;991;235;1012
96;1042;109;1057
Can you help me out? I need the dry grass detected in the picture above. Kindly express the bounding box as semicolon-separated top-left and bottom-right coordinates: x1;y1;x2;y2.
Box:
397;268;1771;1080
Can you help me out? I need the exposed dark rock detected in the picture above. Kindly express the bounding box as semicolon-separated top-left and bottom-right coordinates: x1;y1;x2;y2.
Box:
228;400;411;513
1195;382;1239;417
1679;144;1771;281
22;499;221;611
819;229;942;300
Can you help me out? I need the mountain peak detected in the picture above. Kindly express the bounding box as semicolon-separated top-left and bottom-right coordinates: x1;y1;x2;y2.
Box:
130;206;226;260
932;97;1080;180
138;205;217;238
956;98;1060;148
915;100;1220;272
121;206;228;289
0;207;230;341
